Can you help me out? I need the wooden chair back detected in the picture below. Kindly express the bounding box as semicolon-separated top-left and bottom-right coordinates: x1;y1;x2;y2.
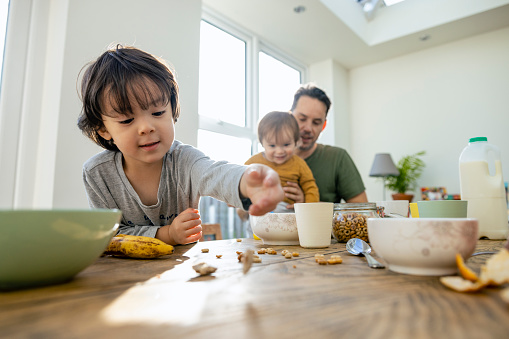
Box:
199;223;222;241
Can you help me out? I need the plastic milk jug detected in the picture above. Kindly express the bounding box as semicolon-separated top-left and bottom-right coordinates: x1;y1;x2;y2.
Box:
459;137;509;239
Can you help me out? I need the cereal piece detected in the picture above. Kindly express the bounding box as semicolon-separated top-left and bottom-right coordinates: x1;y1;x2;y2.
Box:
285;252;292;259
257;248;267;254
236;239;242;242
216;254;222;259
201;248;209;253
501;287;509;304
292;252;299;257
281;250;289;256
327;257;343;264
241;249;254;274
293;265;297;268
236;251;242;255
456;253;478;282
317;258;327;265
192;262;217;276
315;254;325;262
253;257;262;263
268;249;277;255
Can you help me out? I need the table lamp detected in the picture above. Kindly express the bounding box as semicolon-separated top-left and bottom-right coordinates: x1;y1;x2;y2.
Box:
369;153;399;200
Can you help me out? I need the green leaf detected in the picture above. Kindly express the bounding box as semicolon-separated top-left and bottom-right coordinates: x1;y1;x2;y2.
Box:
385;151;426;194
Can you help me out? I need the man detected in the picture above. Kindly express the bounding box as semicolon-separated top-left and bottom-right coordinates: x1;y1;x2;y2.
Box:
283;83;368;206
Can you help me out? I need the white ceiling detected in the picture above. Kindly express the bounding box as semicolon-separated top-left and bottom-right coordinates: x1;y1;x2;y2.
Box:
202;0;509;69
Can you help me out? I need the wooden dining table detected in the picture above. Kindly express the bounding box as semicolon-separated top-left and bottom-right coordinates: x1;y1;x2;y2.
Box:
1;238;508;339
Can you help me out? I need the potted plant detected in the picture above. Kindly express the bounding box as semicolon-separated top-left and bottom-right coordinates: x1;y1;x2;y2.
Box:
385;151;426;202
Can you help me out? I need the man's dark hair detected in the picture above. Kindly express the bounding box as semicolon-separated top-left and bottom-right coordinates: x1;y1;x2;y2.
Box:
290;83;331;116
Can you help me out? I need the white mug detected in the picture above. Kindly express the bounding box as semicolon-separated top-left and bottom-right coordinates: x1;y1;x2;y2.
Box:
294;202;334;248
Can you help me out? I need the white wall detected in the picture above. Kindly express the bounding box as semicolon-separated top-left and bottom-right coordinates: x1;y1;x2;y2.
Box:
350;27;509;202
308;59;351;151
0;0;202;209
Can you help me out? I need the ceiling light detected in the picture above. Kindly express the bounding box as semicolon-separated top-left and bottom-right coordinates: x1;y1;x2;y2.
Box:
419;34;431;41
294;6;306;13
357;0;384;21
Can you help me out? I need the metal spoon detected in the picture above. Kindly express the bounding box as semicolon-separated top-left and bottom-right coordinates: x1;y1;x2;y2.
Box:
470;251;497;256
346;238;385;269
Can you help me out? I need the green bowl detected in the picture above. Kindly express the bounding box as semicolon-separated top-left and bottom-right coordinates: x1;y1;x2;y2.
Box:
416;200;468;218
0;209;121;290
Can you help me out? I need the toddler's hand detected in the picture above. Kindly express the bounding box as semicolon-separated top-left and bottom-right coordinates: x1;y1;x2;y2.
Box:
241;164;284;216
168;208;202;245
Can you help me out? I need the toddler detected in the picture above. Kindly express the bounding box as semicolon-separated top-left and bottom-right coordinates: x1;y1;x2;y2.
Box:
77;45;283;245
245;111;319;212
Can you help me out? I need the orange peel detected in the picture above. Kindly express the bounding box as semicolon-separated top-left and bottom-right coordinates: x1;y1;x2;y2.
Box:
441;249;509;294
478;248;509;286
439;276;485;293
455;253;478;282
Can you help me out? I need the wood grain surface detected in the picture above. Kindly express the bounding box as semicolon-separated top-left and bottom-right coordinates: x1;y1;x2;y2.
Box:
1;239;507;339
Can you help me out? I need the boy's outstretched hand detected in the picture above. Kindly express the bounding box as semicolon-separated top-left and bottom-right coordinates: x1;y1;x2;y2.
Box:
240;164;284;216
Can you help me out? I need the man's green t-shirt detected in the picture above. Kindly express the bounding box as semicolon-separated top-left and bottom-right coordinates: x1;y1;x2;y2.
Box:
304;144;365;203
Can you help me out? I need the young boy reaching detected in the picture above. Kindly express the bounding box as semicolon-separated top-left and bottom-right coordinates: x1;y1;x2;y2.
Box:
77;45;283;245
245;111;319;212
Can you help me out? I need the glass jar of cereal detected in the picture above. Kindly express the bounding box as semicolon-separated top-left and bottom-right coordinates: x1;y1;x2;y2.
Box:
332;203;380;243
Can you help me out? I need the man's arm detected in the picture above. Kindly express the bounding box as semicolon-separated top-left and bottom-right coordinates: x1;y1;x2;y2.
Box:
345;191;368;203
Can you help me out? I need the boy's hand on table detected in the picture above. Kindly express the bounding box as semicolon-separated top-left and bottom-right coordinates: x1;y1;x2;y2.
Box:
241;164;284;216
166;208;202;245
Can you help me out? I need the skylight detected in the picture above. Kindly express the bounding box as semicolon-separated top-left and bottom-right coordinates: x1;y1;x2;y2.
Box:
384;0;406;6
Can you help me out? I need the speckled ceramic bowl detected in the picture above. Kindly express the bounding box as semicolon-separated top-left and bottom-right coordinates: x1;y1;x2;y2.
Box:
367;218;478;276
0;209;122;290
250;213;299;245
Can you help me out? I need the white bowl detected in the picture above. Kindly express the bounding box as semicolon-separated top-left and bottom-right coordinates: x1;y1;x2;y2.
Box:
367;218;478;276
250;213;299;245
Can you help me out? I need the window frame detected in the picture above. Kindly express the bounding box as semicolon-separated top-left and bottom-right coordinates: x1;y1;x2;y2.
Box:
199;6;307;156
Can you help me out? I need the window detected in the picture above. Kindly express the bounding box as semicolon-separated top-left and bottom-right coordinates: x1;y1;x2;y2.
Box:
198;20;246;127
0;0;9;89
198;9;305;239
258;51;301;120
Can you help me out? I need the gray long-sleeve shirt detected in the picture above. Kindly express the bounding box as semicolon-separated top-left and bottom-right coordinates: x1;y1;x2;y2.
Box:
83;140;246;238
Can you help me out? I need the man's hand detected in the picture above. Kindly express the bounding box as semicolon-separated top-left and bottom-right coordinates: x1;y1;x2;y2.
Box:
240;164;284;216
283;181;305;209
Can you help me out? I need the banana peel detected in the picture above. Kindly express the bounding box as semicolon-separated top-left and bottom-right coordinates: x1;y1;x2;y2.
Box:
104;234;174;259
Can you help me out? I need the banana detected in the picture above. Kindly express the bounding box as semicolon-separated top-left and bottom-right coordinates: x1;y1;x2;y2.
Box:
104;234;174;258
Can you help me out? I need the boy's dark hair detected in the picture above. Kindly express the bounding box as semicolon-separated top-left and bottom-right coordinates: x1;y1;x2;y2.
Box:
290;83;331;117
258;111;300;145
77;45;180;151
